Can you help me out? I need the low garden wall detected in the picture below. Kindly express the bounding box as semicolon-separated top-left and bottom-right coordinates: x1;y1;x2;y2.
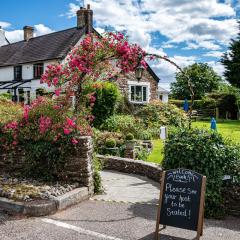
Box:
0;136;94;195
97;154;162;182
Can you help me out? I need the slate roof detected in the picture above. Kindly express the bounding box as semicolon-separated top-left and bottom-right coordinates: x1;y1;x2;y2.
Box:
0;27;86;67
0;26;159;82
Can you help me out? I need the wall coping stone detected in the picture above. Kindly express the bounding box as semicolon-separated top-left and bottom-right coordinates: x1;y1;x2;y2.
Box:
97;155;162;182
0;187;89;217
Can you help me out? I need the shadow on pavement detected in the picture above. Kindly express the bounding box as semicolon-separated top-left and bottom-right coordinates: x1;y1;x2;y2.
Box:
139;232;194;240
128;202;159;221
204;216;240;232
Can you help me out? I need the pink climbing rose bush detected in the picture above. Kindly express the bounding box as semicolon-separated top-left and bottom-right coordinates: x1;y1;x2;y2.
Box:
41;32;147;113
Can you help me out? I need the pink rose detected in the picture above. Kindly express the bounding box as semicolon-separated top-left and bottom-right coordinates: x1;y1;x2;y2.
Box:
54;88;62;96
63;128;71;135
71;138;78;145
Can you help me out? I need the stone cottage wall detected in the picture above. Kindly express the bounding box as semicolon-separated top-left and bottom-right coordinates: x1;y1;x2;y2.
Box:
0;136;94;194
117;71;158;101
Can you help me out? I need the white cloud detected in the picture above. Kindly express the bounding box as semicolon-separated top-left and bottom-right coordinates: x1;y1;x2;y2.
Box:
5;30;23;43
34;24;54;36
3;24;54;43
203;51;224;58
63;0;238;88
0;21;11;28
207;61;225;77
184;41;222;50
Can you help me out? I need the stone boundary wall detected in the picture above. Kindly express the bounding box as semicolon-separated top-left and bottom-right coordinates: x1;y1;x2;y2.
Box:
0;137;94;195
97;155;162;182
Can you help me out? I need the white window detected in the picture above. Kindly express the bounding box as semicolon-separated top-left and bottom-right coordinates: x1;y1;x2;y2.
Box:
128;81;150;103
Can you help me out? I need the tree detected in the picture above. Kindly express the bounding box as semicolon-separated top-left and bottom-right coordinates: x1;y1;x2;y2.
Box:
171;63;222;100
221;22;240;88
41;32;147;116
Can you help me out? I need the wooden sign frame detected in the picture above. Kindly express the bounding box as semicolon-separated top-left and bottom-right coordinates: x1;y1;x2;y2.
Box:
155;170;206;240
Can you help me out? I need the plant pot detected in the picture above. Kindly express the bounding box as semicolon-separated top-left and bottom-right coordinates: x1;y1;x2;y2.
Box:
125;140;135;149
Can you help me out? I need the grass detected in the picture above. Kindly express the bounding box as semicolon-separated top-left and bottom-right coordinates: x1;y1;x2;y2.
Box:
147;119;240;164
146;139;164;164
192;120;240;144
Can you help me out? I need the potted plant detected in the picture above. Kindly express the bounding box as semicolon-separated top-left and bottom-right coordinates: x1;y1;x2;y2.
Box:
104;138;119;156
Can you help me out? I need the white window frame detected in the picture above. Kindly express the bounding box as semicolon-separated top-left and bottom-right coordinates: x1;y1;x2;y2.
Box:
128;81;150;104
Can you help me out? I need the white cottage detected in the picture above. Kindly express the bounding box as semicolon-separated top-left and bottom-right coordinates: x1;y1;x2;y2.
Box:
0;5;161;104
157;86;169;103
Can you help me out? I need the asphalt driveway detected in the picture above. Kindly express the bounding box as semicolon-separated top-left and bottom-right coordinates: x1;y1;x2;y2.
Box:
0;170;239;240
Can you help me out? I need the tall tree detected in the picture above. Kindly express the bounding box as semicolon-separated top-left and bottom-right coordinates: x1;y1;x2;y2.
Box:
171;63;221;99
221;22;240;88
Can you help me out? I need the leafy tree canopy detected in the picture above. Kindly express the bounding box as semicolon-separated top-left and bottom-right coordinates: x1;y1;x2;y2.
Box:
221;22;240;88
171;63;222;100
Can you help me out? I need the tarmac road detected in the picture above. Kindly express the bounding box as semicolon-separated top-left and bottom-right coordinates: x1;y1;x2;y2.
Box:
0;171;239;240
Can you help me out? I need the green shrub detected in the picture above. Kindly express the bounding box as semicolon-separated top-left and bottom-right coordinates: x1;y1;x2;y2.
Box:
0;99;23;126
0;92;12;100
101;114;144;137
89;82;121;127
138;130;152;140
125;133;134;141
105;138;116;148
94;131;124;149
135;148;149;161
0;97;92;181
93;154;102;193
163;128;240;218
170;98;217;110
136;100;188;137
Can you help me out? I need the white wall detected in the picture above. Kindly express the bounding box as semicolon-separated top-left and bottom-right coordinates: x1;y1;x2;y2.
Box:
158;92;169;103
22;64;33;79
0;66;14;81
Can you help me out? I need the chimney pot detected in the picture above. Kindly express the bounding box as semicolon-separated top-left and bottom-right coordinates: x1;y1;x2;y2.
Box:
76;5;93;33
23;26;34;41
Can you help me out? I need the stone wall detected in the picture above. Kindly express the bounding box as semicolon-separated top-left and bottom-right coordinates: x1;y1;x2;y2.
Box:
97;154;162;182
117;70;158;101
64;136;94;194
0;136;94;195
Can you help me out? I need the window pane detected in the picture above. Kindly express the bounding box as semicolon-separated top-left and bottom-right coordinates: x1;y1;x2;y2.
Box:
136;86;142;101
131;86;135;101
143;87;147;101
34;63;43;78
14;66;22;81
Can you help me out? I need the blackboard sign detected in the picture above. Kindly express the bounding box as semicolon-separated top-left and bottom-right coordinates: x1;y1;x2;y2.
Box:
155;169;206;240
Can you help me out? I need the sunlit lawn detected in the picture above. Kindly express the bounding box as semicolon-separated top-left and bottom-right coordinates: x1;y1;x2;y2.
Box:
147;120;240;165
192;120;240;144
146;139;164;164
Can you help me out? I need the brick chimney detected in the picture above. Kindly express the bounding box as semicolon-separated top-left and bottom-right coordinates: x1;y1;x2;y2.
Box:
23;26;34;41
76;4;93;33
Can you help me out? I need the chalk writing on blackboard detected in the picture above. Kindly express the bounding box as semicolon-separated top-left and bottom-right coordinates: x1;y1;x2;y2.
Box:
155;169;206;240
166;169;199;183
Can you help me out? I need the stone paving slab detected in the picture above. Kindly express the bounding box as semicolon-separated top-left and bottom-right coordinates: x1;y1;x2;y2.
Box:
92;170;160;204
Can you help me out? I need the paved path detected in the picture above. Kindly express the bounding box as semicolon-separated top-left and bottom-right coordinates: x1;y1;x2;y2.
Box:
92;170;160;204
0;170;239;240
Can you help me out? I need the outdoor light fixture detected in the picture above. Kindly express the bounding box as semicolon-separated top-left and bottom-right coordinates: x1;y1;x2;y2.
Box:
135;54;145;82
135;64;145;82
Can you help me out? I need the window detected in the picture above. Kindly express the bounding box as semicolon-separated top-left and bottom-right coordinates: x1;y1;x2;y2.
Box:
130;85;148;103
159;94;163;101
33;63;44;78
14;66;22;81
18;88;24;103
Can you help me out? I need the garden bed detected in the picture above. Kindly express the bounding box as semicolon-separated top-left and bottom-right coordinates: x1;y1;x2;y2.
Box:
0;174;80;202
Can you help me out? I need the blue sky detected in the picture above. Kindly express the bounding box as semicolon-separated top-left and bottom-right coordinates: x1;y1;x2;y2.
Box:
1;0;239;89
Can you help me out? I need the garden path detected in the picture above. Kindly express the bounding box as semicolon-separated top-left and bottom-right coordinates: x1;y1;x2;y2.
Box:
91;170;160;204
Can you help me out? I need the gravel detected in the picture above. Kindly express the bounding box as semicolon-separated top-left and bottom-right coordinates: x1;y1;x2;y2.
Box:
0;174;79;202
